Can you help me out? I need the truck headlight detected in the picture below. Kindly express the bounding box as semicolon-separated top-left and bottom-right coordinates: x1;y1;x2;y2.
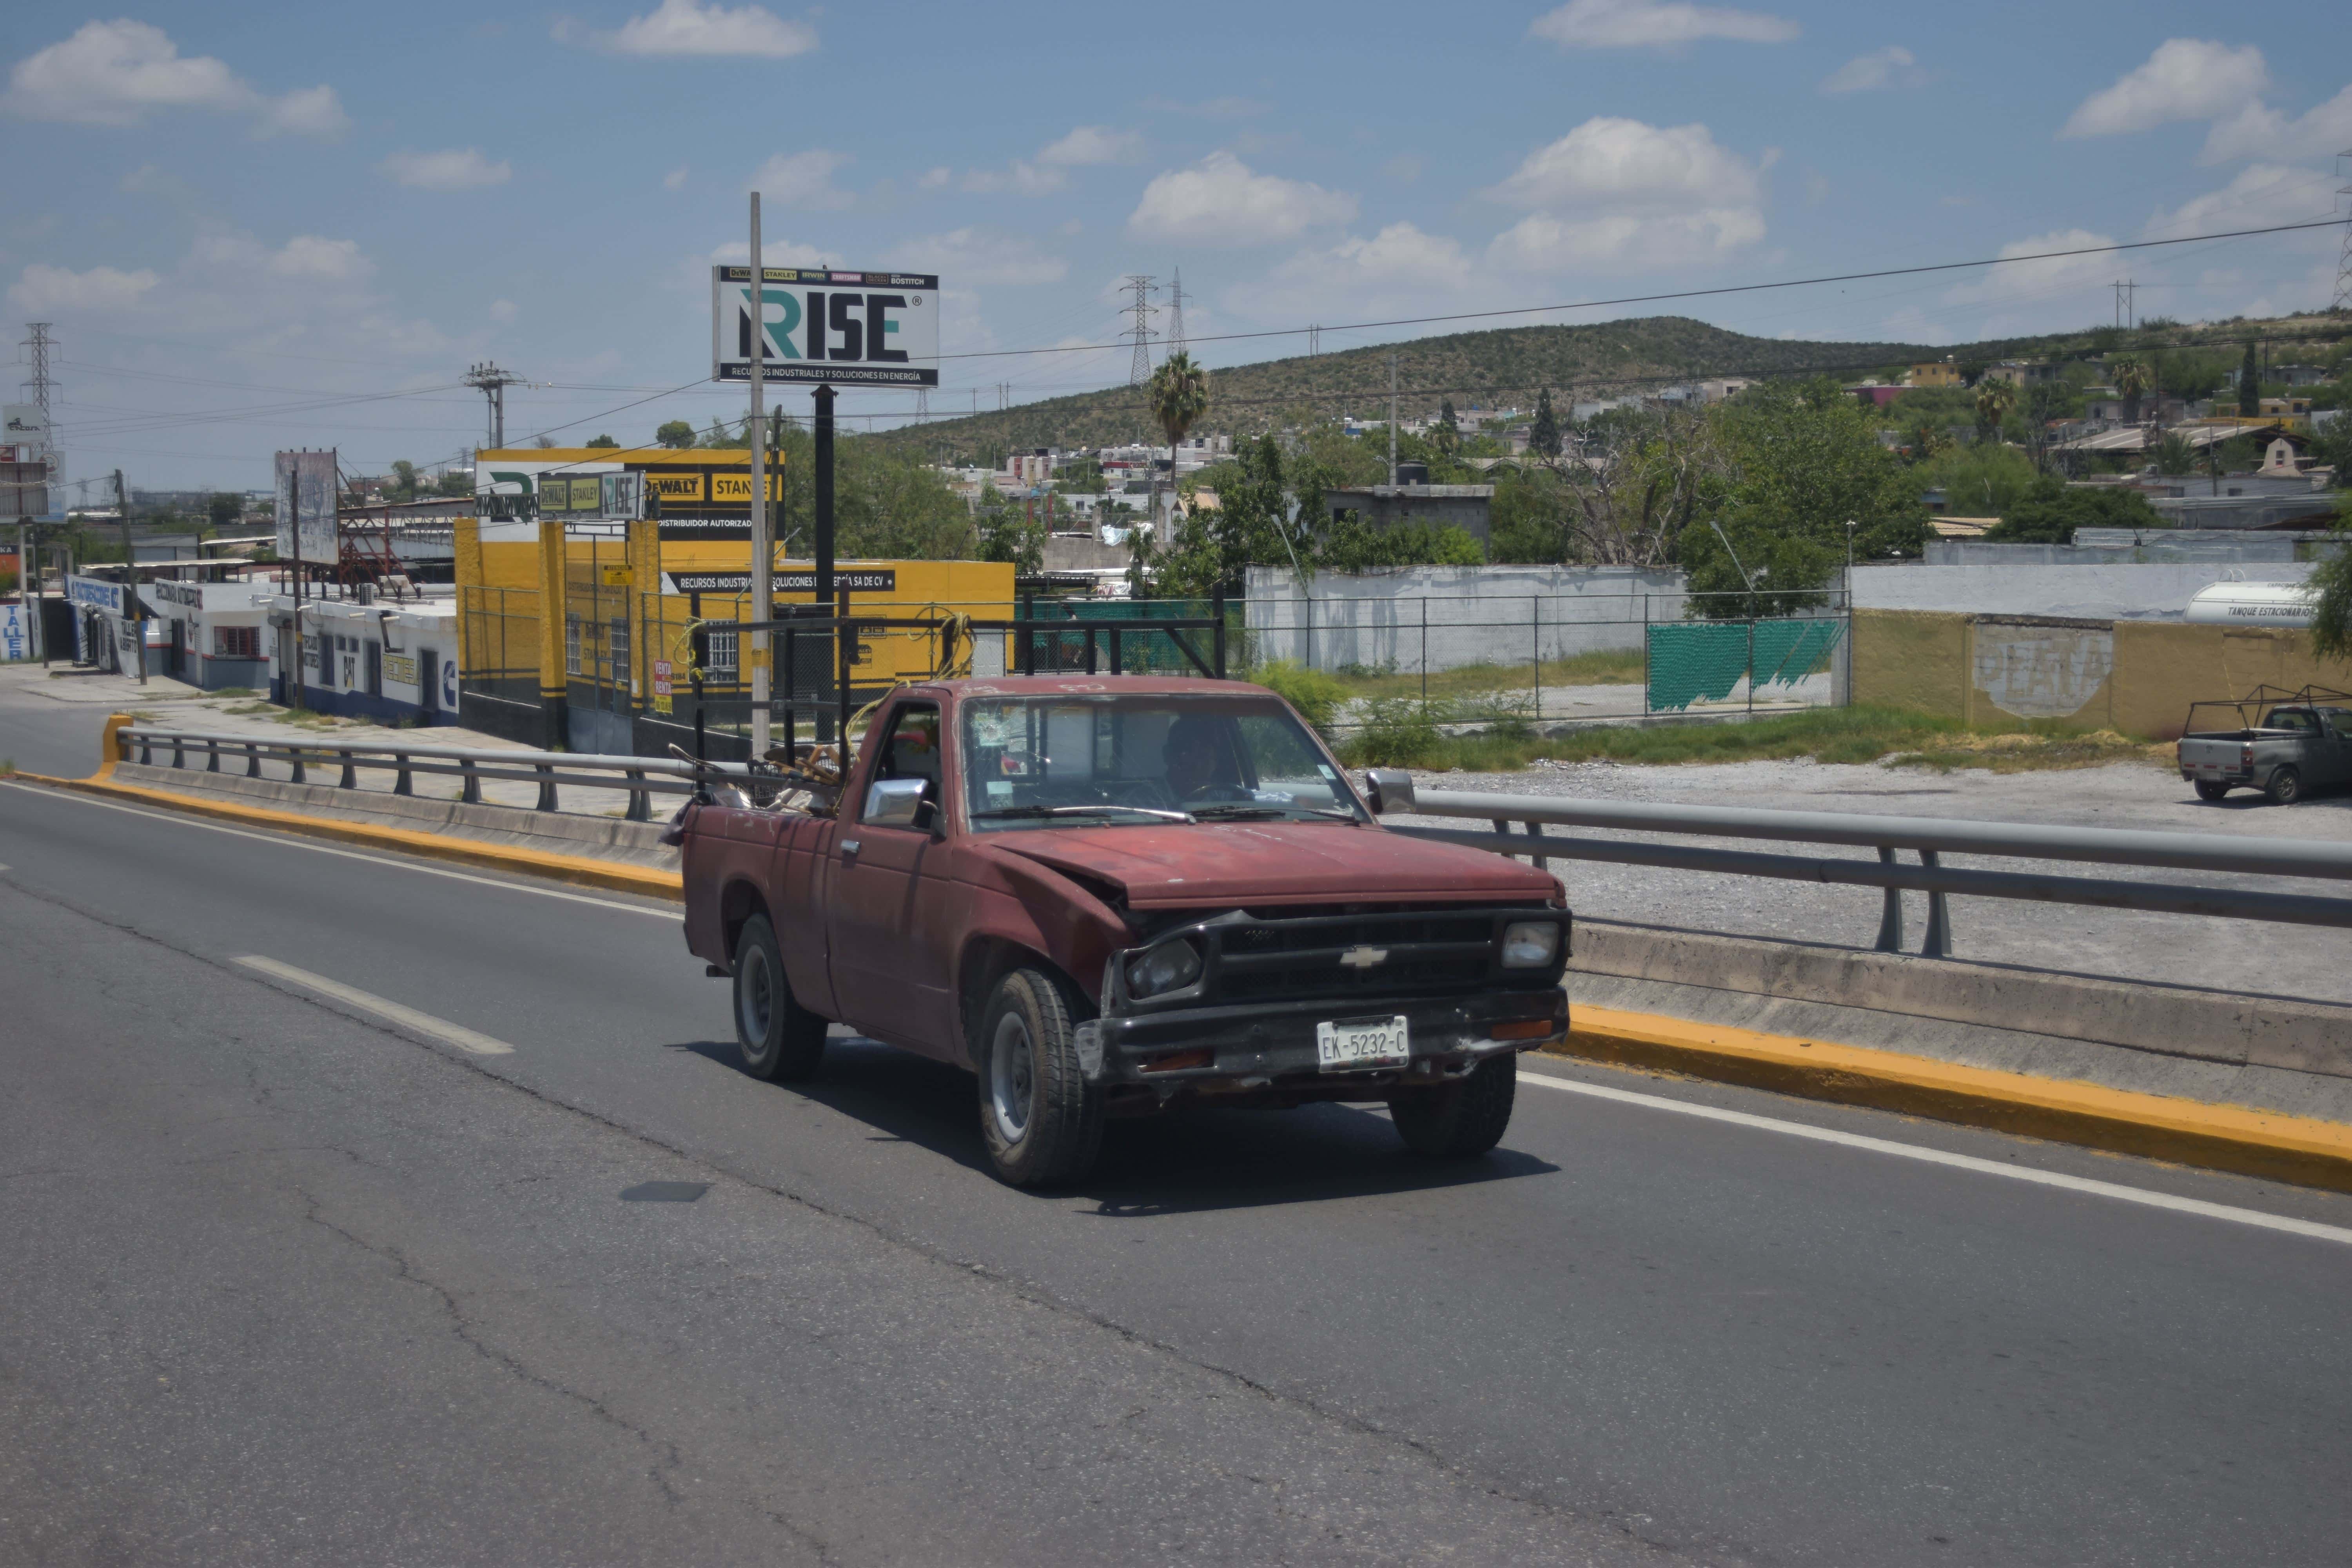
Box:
1500;920;1560;968
1125;938;1203;998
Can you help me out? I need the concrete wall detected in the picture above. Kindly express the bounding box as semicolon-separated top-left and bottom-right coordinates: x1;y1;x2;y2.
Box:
1853;607;2352;736
1244;564;1686;671
1851;561;2310;621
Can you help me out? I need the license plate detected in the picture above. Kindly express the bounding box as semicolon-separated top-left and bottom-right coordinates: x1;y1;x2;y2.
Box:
1316;1015;1410;1073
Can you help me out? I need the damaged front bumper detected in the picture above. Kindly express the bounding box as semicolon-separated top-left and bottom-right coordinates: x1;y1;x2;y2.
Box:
1075;986;1568;1104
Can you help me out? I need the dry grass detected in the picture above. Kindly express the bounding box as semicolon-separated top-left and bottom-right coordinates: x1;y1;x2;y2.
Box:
1327;650;1647;703
1886;729;2171;774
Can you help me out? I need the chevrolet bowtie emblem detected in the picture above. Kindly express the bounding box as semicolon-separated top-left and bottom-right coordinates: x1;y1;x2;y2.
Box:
1337;945;1389;969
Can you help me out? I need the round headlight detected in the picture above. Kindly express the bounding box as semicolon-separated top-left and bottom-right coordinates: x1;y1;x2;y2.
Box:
1125;938;1203;998
1500;920;1559;968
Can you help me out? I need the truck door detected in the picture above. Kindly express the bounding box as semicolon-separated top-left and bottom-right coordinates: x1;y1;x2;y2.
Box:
827;699;952;1052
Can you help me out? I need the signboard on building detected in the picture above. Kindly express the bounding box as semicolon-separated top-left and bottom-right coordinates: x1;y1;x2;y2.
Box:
0;603;26;662
711;267;940;387
66;573;123;616
1;459;49;518
3;405;49;453
273;450;337;562
662;568;898;595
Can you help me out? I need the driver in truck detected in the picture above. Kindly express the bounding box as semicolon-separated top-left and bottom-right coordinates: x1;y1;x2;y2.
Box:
1162;713;1243;803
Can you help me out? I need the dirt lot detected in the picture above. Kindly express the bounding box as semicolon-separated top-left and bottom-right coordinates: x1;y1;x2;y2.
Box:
1383;752;2352;1007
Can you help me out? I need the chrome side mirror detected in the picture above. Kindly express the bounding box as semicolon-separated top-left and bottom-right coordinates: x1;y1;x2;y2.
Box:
1362;768;1415;814
864;775;930;828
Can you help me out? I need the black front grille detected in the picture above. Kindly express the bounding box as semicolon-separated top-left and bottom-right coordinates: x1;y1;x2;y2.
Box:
1210;908;1507;1004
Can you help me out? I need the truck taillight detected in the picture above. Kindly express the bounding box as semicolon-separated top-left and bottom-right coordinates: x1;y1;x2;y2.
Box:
2242;744;2254;766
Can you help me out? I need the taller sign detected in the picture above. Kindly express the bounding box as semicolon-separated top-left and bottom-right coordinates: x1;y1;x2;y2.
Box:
711;267;939;387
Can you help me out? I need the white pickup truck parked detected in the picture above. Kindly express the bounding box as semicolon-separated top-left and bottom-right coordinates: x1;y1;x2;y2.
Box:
2177;686;2352;804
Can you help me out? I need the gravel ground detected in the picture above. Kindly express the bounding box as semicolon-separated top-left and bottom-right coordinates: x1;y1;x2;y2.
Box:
1383;753;2352;1007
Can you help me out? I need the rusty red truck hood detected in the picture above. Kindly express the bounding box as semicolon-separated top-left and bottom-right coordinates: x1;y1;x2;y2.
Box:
986;821;1556;909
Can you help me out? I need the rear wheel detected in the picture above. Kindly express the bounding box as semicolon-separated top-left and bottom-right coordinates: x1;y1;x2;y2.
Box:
1391;1056;1517;1158
2267;766;2303;806
975;967;1102;1187
2193;780;2231;802
734;914;828;1082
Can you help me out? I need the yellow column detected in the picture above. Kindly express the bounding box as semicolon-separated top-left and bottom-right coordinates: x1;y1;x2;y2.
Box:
537;517;567;746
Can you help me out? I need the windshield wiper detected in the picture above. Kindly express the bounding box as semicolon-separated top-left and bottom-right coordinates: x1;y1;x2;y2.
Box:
974;804;1197;823
1189;803;1361;822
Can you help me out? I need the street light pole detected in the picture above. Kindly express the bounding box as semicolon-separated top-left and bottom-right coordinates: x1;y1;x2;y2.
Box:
748;192;770;758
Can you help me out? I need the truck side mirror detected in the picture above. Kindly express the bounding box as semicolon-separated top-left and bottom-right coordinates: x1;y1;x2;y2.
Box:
864;775;929;828
1363;768;1415;815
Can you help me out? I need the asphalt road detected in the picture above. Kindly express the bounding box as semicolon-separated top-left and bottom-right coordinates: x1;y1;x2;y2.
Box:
6;779;2352;1566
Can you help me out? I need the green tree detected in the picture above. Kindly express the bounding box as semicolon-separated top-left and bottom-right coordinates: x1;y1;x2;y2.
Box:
388;461;418;501
1973;378;2018;442
655;420;696;449
1682;376;1927;616
1528;388;1561;460
435;468;472;498
975;488;1045;574
2151;431;2198;477
1145;350;1210;542
585;434;619;448
2239;341;2260;417
1982;475;2165;543
2307;497;2352;659
206;492;242;529
1922;441;2037;517
2111;358;2151;423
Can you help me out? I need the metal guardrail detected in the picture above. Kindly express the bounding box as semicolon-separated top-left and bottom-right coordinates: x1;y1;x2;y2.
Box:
1361;771;2352;954
118;727;754;821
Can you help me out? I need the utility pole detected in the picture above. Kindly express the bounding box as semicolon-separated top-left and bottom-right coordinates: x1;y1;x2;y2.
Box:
113;468;143;685
2333;148;2352;313
1388;355;1399;486
463;362;522;449
748;193;771;758
1123;275;1157;386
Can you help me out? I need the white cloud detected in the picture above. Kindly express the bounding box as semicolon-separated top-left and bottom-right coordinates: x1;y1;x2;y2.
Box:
8;263;159;314
2200;82;2352;164
1484;118;1768;272
663;165;689;190
1942;228;2118;306
707;237;839;268
2;19;344;137
2145;163;2341;239
490;299;517;322
750;149;853;208
2060;39;2267;138
592;0;817;58
1039;125;1142;166
1384;153;1425;183
1488;116;1763;211
1126;152;1357;246
960;162;1066;196
1529;0;1797;49
1226;223;1478;328
379;148;512;191
916;166;951;190
260;84;349;138
268;236;370;281
886;228;1066;286
1820;45;1915;94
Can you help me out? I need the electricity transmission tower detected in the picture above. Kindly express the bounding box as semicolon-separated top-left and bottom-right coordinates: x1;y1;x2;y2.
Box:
463;361;523;448
19;322;58;492
1123;275;1157;385
2110;280;2136;330
1167;268;1188;357
2334;149;2352;313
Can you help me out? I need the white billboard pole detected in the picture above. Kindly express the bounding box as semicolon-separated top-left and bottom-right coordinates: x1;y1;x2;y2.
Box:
748;194;770;759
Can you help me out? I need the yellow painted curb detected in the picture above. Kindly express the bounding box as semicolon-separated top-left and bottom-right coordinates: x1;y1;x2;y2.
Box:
1551;1003;2352;1195
15;769;685;904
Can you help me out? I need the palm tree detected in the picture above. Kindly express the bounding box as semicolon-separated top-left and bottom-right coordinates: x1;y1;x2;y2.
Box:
1973;377;2018;443
1145;351;1210;545
2111;357;2151;423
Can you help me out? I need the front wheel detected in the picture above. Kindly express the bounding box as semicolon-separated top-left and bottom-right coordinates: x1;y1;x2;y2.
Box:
1391;1056;1517;1158
975;967;1102;1187
2267;766;2303;806
734;914;828;1082
2193;780;2230;802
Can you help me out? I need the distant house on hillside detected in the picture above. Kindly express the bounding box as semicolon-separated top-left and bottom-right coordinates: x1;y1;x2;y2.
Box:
1907;360;1963;388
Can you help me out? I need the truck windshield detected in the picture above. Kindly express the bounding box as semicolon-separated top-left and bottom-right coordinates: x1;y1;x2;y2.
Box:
960;694;1365;830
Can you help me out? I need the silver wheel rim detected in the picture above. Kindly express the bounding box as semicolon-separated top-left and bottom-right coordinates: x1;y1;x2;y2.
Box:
989;1011;1034;1143
740;948;774;1051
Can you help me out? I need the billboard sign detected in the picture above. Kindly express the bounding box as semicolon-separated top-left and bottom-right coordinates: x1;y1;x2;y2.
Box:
4;404;50;455
273;450;337;561
712;267;939;387
0;603;26;662
1;459;48;518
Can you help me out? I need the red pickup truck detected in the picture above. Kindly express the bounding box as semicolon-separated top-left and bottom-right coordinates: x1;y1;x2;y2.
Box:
680;675;1570;1186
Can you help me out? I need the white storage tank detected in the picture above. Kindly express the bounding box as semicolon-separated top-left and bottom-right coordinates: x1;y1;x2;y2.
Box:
2184;579;2314;627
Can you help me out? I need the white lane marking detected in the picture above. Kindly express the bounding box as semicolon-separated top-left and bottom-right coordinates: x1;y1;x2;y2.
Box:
1518;1065;2352;1248
233;956;517;1056
0;780;675;920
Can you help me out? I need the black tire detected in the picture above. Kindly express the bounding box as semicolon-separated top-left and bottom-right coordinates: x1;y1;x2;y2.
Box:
974;967;1102;1187
733;914;828;1082
2193;780;2231;802
1391;1056;1517;1158
2267;767;2302;806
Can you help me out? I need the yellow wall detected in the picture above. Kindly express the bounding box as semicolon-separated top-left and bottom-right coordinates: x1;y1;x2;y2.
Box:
1855;608;2352;738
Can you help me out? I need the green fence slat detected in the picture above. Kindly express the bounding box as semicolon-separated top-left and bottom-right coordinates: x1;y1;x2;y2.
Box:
1644;618;1844;711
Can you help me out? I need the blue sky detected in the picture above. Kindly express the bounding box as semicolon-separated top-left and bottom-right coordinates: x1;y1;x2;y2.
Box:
7;0;2348;493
